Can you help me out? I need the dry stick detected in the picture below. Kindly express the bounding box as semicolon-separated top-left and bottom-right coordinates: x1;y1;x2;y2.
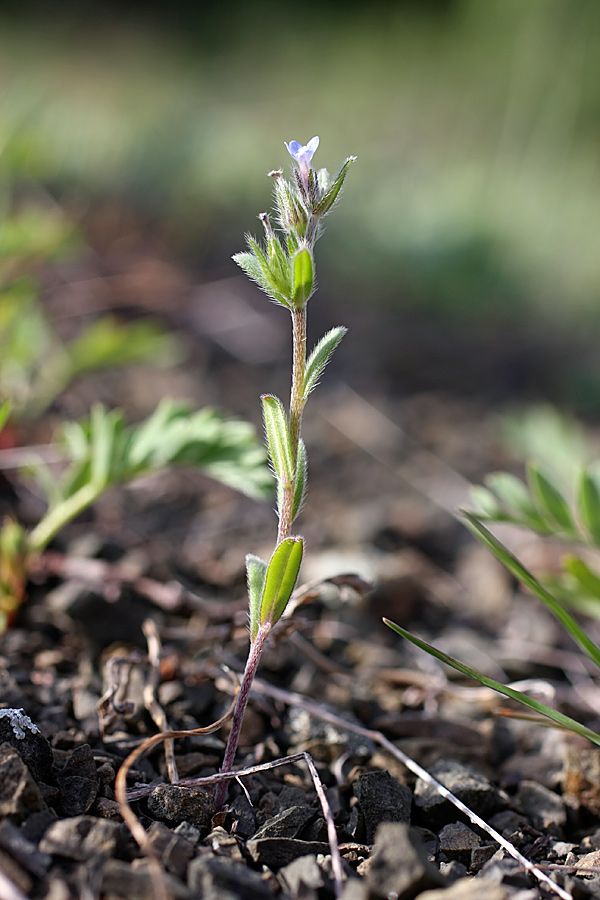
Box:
126;750;344;899
114;693;239;900
142;619;178;784
222;675;573;900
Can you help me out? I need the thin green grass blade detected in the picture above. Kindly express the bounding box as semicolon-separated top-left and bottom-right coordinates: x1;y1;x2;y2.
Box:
462;511;600;670
383;618;600;748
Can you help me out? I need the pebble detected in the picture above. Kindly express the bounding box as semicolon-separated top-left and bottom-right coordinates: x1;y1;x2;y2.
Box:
146;821;195;879
147;784;214;835
39;815;125;861
188;854;272;899
352;769;412;844
278;853;327;899
414;759;504;827
364;822;445;898
515;780;566;836
0;712;53;782
438;822;481;865
0;742;46;820
56;743;98;816
418;877;508;899
101;858;189;900
0;818;51;878
251;804;316;840
246;837;330;870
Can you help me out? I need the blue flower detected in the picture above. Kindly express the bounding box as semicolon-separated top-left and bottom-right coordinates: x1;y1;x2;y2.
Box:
284;136;319;177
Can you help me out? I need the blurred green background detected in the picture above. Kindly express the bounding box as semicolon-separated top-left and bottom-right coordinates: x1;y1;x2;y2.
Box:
2;0;600;406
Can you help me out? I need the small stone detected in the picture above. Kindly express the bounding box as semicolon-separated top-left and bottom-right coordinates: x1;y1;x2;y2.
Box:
146;821;195;879
439;860;469;881
438;822;482;865
246;837;330;870
470;844;499;872
204;826;244;861
365;823;445;899
515;780;566;836
414;760;503;828
147;784;214;835
0;713;53;783
0;743;46;820
418;878;508;899
91;797;124;821
228;792;256;838
101;859;189;900
40;815;124;861
188;855;272;899
0;847;32;896
0;818;51;877
479;850;534;889
563;745;600;817
252;805;316;840
279;854;325;898
352;769;412;844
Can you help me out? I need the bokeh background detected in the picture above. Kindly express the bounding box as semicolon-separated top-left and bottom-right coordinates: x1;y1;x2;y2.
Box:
2;0;600;413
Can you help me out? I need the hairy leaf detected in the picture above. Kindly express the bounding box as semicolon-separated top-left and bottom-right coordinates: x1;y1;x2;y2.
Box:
303;327;347;400
260;537;303;628
262;394;293;489
246;554;268;642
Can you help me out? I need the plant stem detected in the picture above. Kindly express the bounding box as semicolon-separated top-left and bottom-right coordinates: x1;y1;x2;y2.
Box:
214;623;271;810
278;305;306;543
27;482;101;553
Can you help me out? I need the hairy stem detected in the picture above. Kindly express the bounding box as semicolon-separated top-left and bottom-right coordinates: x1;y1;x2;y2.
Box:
278;305;306;543
214;624;271;809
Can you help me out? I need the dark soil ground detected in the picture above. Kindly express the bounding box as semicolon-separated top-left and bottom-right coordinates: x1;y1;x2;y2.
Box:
2;232;600;900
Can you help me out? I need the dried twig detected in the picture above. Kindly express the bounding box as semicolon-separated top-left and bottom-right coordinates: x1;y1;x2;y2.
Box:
125;750;344;899
142;619;178;784
212;672;573;900
114;692;239;900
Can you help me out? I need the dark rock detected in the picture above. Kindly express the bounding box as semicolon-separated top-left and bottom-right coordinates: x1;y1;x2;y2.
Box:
488;810;531;840
352;769;412;844
252;804;316;840
0;818;51;877
438;822;482;865
439;860;469;881
204;826;244;861
414;760;504;828
479;850;535;889
365;822;445;899
101;858;189;899
147;784;214;835
174;821;202;846
418;879;509;899
188;855;272;899
246;837;330;870
563;744;600;817
0;743;46;820
515;780;566;837
228;793;256;838
470;844;499;872
91;797;124;821
274;784;308;813
146;821;195;879
39;815;124;860
0;847;32;896
58;773;99;816
302;816;329;842
20;809;57;844
0;712;53;783
278;853;326;899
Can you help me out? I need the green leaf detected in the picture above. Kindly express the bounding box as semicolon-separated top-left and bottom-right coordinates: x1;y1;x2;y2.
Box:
291;439;307;523
66;317;177;376
469;485;506;520
90;405;124;489
233;247;290;308
383;618;600;748
563;555;600;601
291;248;314;308
303;327;347;400
578;468;600;546
462;511;600;670
313;156;357;217
261;394;293;489
0;400;11;432
246;554;268;642
485;472;545;528
527;461;575;534
260;537;303;628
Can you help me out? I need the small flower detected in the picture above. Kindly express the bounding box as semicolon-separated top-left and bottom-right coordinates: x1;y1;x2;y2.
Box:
284;136;319;179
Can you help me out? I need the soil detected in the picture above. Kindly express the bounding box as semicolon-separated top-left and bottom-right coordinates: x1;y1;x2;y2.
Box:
2;235;600;900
